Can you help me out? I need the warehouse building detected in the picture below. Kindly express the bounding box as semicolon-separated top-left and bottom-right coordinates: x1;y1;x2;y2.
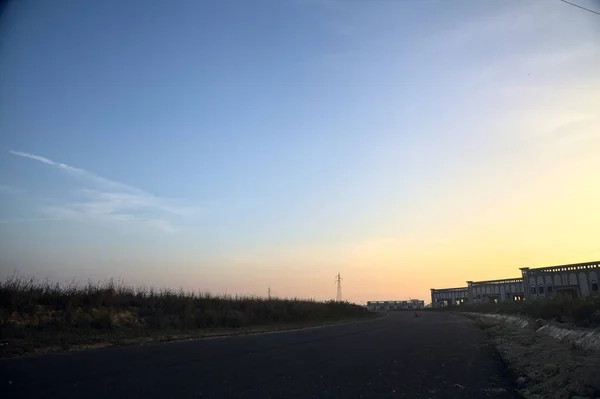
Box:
366;299;425;311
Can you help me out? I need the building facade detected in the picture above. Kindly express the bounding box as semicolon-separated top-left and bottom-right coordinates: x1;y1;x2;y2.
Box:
521;261;600;300
468;278;525;304
430;260;600;307
367;299;425;311
430;287;469;307
431;278;525;308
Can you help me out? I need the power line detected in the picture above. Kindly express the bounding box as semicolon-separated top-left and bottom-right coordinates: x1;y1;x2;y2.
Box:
559;0;600;16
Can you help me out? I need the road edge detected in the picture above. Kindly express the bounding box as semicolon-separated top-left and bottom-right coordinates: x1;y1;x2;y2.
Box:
3;313;386;359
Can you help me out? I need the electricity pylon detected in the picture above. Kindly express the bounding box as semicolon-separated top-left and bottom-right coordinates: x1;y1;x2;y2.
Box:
335;273;342;302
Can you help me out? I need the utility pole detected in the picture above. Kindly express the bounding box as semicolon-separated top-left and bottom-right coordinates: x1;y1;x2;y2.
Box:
335;273;342;302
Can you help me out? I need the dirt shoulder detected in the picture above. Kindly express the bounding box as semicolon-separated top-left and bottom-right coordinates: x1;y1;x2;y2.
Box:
465;314;600;399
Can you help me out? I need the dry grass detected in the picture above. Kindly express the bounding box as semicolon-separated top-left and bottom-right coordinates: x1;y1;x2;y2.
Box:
441;297;600;328
469;315;600;399
0;275;373;357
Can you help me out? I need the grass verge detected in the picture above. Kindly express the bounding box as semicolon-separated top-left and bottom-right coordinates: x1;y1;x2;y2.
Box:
437;297;600;328
1;275;375;357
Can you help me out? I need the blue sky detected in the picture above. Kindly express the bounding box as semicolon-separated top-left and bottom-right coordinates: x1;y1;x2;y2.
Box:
1;0;599;302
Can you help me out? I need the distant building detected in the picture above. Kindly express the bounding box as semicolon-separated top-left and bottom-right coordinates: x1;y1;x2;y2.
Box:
429;286;469;308
430;260;600;307
366;299;425;311
468;278;525;305
431;278;524;308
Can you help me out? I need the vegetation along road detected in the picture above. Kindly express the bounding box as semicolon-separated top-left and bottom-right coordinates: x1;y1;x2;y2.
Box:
0;311;519;398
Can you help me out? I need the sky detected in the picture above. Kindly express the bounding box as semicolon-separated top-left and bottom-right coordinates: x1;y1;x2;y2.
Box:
1;0;599;304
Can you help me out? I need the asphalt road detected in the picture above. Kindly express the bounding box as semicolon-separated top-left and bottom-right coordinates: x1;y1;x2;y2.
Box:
0;312;518;399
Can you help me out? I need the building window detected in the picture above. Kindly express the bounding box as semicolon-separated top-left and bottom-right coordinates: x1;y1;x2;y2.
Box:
547;285;553;294
592;281;599;292
531;286;536;294
539;285;544;294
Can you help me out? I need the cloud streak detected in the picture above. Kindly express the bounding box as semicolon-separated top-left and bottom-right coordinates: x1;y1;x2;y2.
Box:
0;184;21;194
0;218;60;224
10;150;151;196
9;150;199;233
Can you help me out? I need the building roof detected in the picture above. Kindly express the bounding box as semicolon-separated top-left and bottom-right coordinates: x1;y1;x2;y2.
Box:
521;260;600;272
470;277;523;285
430;286;468;292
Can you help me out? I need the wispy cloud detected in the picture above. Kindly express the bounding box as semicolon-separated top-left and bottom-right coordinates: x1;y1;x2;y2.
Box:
0;184;21;194
0;218;60;224
9;150;199;233
427;2;548;49
9;151;56;166
545;115;600;145
10;150;153;196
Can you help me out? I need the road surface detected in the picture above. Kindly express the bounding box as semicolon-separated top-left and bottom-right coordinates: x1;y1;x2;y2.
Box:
0;312;518;398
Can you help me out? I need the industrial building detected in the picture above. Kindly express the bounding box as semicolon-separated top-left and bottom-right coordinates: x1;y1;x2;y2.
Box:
521;260;599;300
430;260;600;307
429;287;469;308
367;299;425;311
468;278;525;304
430;278;525;307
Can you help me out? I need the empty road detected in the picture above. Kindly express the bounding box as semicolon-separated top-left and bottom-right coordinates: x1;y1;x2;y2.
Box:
1;312;518;398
